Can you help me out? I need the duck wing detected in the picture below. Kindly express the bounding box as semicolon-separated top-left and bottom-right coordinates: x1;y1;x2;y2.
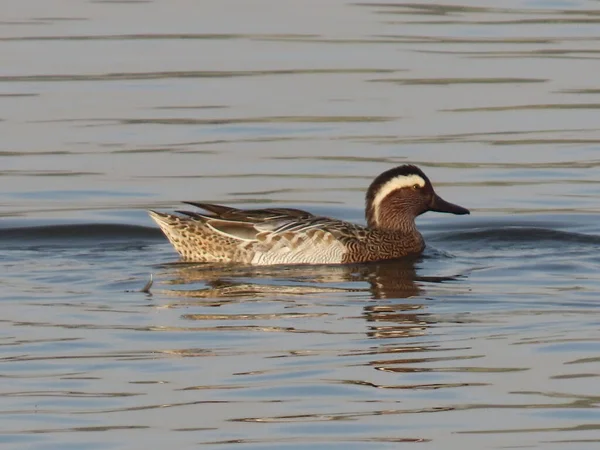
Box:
175;205;358;243
183;202;315;222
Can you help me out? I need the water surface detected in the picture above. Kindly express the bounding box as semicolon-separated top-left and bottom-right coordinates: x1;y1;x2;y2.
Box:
1;1;600;449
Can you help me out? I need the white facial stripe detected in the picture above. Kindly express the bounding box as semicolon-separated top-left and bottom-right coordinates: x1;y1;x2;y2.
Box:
372;174;426;225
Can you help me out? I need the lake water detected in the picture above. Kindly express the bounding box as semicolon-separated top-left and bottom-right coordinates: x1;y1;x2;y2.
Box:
2;0;600;448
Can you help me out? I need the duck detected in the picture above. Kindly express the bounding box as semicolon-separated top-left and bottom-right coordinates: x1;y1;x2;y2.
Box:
148;165;469;265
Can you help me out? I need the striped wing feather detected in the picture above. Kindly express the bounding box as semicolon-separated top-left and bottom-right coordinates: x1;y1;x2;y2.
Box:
178;203;365;244
184;202;314;222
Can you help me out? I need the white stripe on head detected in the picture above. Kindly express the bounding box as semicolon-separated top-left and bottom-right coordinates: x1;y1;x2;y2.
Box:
372;174;426;225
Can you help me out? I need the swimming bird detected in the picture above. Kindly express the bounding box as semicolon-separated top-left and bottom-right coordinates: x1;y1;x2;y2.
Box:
149;165;469;265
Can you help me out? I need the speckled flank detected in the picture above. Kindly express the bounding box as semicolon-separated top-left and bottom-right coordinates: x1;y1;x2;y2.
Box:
149;211;253;263
149;210;348;264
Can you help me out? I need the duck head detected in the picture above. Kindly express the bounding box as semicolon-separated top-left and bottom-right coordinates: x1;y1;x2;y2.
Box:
366;165;469;230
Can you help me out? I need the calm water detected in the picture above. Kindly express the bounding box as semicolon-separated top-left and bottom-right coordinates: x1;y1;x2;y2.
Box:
2;1;600;449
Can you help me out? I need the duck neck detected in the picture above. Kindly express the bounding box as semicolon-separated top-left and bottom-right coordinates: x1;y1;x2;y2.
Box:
372;217;418;235
366;194;420;233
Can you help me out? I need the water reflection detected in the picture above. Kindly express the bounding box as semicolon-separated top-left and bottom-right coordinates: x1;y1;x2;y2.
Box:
156;260;466;348
159;258;462;301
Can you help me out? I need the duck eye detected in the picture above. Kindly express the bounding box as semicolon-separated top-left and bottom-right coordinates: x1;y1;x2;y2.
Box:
412;184;420;190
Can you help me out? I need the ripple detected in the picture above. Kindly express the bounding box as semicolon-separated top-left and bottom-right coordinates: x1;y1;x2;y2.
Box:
0;68;402;82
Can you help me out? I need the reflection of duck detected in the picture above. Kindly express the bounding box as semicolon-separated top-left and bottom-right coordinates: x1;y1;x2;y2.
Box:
159;260;465;346
159;258;461;302
149;165;469;264
157;260;468;379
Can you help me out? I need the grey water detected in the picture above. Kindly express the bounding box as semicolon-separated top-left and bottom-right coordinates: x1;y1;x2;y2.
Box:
2;0;600;449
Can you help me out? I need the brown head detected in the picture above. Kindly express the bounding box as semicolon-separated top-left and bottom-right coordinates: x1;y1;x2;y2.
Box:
366;165;469;230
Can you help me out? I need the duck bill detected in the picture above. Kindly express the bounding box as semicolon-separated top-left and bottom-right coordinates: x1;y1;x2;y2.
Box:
429;194;470;215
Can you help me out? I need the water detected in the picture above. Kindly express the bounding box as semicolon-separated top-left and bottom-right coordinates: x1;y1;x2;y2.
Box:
2;0;600;448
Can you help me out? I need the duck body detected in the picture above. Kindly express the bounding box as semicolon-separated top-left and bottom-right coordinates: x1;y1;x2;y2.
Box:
149;204;425;265
149;165;469;265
